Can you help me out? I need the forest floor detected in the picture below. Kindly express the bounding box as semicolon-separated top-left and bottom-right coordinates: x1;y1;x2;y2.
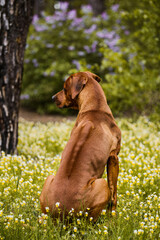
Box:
19;108;76;123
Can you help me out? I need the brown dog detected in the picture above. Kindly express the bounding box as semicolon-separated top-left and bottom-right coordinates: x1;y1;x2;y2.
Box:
40;71;121;220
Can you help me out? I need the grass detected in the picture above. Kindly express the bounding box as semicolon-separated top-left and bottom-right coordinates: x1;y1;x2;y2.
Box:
0;117;160;239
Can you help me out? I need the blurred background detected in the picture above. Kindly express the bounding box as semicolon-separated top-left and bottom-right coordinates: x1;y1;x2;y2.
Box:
21;0;160;119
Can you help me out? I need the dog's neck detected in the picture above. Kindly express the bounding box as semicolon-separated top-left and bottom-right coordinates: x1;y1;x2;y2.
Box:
78;79;112;114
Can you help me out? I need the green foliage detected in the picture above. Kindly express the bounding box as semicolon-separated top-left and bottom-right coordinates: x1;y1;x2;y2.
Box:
22;1;160;117
0;117;160;239
100;46;160;115
22;4;119;114
100;0;160;116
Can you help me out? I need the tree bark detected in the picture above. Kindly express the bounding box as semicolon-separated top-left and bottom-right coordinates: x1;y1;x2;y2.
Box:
0;0;34;154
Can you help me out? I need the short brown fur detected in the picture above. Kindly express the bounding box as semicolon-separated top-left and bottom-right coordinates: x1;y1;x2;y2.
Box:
40;71;121;221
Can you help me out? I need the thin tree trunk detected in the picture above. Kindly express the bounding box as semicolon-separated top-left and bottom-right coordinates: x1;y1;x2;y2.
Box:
0;0;34;154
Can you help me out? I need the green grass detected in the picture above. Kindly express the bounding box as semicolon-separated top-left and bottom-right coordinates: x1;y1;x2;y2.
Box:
0;117;160;239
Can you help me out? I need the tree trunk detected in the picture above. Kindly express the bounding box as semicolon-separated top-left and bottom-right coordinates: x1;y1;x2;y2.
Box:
88;0;106;15
0;0;34;154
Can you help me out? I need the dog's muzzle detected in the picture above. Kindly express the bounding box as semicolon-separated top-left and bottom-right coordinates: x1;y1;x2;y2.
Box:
52;95;56;102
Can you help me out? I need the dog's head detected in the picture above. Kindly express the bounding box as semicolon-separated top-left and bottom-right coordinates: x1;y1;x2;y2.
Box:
52;71;101;109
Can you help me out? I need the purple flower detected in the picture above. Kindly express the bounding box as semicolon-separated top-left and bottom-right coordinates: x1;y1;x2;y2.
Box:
101;12;108;20
24;59;30;64
68;10;76;20
54;11;66;21
34;24;48;32
30;35;35;40
124;30;130;35
78;51;85;56
68;46;75;51
32;59;39;67
81;5;92;14
116;19;121;24
58;44;62;49
111;4;119;12
97;30;115;39
58;22;63;27
106;31;115;39
71;18;83;28
46;43;54;48
60;2;69;11
72;60;80;70
107;38;119;49
32;15;39;24
50;71;55;76
45;16;54;24
96;30;105;38
84;24;97;34
129;53;136;59
84;45;91;53
91;41;98;52
87;64;91;69
20;94;30;100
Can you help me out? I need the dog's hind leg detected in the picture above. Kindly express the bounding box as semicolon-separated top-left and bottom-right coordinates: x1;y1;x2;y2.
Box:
86;178;111;220
40;175;55;213
107;153;119;211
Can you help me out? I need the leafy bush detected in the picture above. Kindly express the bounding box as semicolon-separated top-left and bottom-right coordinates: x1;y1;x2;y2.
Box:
0;117;160;239
22;1;160;117
22;3;119;114
100;0;160;116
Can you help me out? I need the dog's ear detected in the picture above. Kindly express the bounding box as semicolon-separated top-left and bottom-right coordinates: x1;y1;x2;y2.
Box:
71;75;88;99
85;71;101;82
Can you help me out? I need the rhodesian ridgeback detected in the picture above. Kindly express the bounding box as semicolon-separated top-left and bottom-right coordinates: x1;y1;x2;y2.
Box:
40;71;121;220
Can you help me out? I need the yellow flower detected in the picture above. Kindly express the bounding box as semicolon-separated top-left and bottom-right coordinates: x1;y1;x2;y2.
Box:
55;202;60;208
126;191;130;196
39;218;42;224
63;225;66;230
77;219;81;224
45;207;49;213
150;229;154;234
0;210;3;217
85;212;88;217
112;210;116;216
20;219;25;224
140;222;145;228
43;220;47;226
101;209;106;215
79;211;83;216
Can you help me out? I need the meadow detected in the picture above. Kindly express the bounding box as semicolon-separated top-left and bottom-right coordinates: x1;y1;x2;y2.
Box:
0;117;160;239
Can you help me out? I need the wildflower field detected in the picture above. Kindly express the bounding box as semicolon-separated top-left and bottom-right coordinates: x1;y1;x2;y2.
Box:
0;117;160;240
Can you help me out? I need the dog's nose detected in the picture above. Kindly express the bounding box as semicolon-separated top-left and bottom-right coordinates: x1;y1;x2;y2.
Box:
52;95;56;102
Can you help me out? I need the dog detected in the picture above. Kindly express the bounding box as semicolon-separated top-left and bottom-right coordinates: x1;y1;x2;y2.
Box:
40;71;121;220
